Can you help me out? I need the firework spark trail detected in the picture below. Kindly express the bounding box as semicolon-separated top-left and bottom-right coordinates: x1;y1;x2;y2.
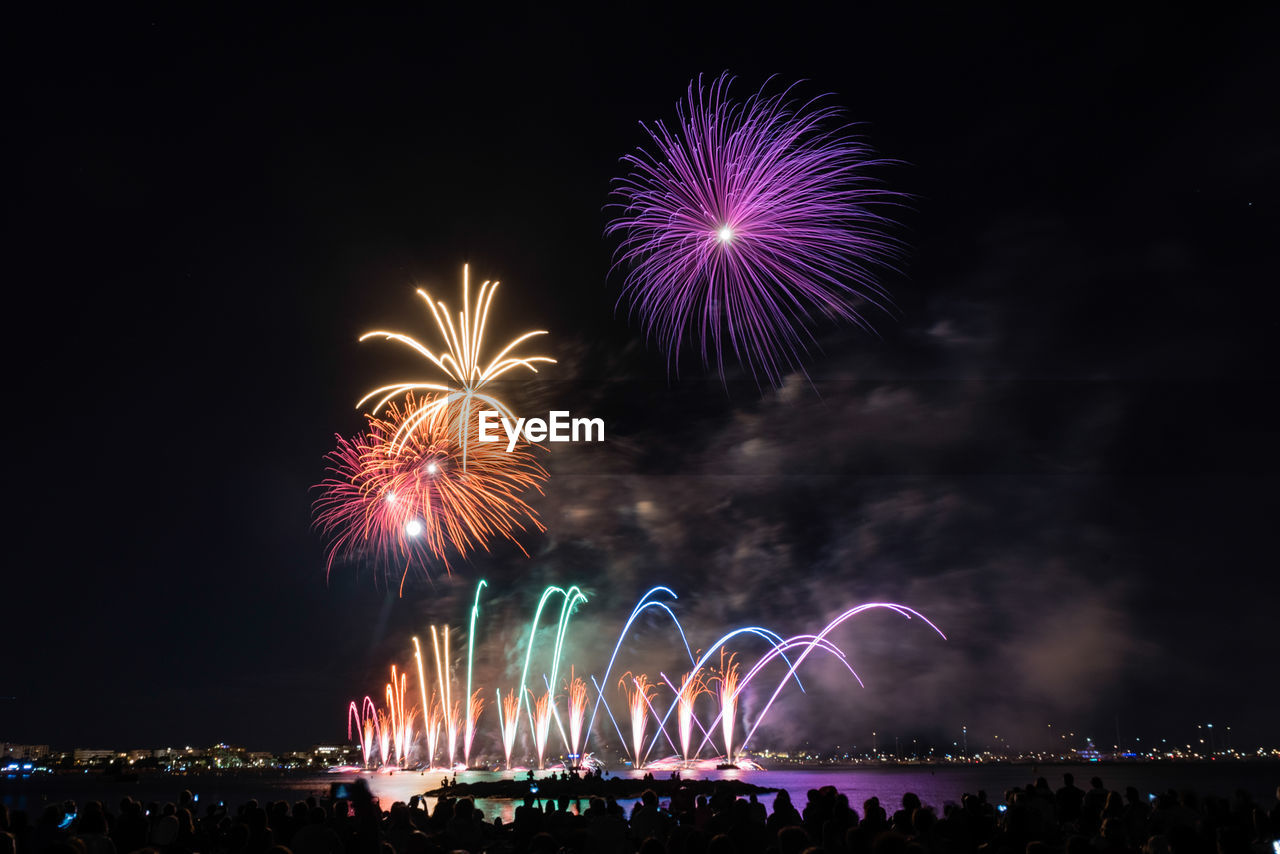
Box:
496;689;520;770
517;586;586;736
357;264;555;456
669;670;709;760
412;637;431;764
532;691;554;770
463;580;487;766
715;653;740;763
644;626;804;761
565;668;589;765
689;635;859;759
584;587;694;756
446;699;463;767
402;707;417;767
637;677;679;758
608;72;902;386
314;396;547;591
463;690;484;768
423;698;442;769
385;666;411;767
430;626;459;768
347;697;379;768
517;587;564;733
539;674;572;759
737;604;947;755
620;673;657;768
545;588;586;750
362;715;377;767
590;675;630;757
376;709;392;768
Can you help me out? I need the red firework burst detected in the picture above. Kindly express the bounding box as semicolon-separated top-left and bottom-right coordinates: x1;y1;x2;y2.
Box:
313;394;547;592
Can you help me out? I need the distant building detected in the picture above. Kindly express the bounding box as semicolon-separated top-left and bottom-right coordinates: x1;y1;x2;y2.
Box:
73;749;116;764
3;744;50;760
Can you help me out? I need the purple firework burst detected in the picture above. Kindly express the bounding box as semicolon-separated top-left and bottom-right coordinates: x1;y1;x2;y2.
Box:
607;72;903;386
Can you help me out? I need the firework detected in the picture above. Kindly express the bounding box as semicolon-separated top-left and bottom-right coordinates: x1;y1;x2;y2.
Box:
532;690;554;770
347;696;378;768
423;697;442;768
621;672;656;768
358;264;555;454
345;592;945;770
517;585;587;735
411;637;431;763
565;668;589;766
376;708;392;768
675;669;708;760
496;688;520;769
463;580;486;767
714;652;741;763
313;394;547;591
430;626;460;768
386;666;411;767
584;586;691;757
608;72;901;385
463;690;485;768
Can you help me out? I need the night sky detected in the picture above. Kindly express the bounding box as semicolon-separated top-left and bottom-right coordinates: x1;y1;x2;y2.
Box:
8;7;1278;755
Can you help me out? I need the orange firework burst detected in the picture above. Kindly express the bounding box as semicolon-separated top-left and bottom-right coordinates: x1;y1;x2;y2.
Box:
532;690;554;770
676;669;708;760
715;652;741;763
620;672;657;769
463;689;485;768
496;688;520;769
565;667;589;764
314;393;547;592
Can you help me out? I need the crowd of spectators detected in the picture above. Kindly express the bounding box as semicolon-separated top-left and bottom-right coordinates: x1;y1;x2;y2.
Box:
1;773;1277;854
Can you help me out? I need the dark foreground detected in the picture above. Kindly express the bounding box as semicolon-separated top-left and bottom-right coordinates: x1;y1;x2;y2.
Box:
2;770;1278;854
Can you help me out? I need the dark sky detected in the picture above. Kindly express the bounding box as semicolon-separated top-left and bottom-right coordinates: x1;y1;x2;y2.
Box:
7;7;1277;755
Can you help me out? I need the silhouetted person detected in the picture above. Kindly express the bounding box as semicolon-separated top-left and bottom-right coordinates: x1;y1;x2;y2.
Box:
1057;774;1085;826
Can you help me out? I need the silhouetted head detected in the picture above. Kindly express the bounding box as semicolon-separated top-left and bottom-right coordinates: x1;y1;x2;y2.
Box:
778;826;812;854
707;834;735;854
76;811;107;836
403;831;431;854
871;831;909;854
529;832;557;854
1215;827;1249;854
